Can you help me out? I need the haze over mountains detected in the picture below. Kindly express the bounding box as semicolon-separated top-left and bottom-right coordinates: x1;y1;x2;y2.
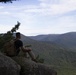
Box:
24;32;76;75
1;32;76;75
19;32;76;66
29;32;76;51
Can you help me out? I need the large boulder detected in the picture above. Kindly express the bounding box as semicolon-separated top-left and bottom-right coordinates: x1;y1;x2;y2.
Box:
0;52;20;75
12;56;57;75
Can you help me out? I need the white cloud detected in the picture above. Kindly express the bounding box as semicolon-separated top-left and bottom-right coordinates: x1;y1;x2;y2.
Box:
21;0;76;16
46;15;76;34
38;0;76;15
0;0;76;35
0;11;10;15
1;0;76;16
0;24;13;33
0;6;4;9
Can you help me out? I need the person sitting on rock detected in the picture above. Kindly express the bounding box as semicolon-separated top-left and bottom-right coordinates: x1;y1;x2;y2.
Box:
14;32;37;62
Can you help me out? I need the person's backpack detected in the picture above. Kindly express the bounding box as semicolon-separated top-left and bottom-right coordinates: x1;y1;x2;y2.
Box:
4;39;16;56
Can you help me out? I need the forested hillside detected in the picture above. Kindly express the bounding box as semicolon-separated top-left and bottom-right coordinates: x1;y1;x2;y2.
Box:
29;32;76;52
0;31;76;75
20;34;76;66
25;33;76;75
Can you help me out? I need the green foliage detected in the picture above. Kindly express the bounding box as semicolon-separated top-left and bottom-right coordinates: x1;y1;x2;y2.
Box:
25;45;32;47
21;36;76;75
0;21;20;52
11;21;20;33
36;55;44;63
0;0;18;3
54;66;76;75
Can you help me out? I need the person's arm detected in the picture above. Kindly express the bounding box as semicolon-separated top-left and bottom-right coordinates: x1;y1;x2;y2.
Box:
20;46;31;52
19;40;31;52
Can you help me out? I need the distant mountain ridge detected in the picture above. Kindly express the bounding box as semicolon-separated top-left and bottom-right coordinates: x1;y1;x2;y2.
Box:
1;32;76;71
13;32;76;75
29;34;60;41
20;33;76;63
28;32;76;51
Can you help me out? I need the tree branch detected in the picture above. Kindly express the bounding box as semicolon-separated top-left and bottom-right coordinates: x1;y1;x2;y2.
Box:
0;0;18;3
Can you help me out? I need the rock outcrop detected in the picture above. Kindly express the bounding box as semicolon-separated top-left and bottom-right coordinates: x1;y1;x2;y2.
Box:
0;52;20;75
12;56;57;75
0;52;57;75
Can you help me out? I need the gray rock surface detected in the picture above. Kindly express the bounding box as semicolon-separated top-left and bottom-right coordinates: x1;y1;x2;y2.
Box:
12;56;57;75
0;52;20;75
0;52;57;75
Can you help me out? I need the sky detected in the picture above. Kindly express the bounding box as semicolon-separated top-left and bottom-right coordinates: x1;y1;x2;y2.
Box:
0;0;76;36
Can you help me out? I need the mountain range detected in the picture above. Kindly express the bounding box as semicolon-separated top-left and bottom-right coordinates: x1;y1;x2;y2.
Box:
20;32;76;75
29;32;76;51
19;32;76;65
14;32;76;75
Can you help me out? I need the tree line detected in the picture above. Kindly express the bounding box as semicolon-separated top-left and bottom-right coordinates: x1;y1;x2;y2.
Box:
0;21;20;52
0;0;18;3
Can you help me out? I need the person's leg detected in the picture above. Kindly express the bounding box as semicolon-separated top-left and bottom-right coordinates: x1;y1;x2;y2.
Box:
24;48;37;62
28;51;36;60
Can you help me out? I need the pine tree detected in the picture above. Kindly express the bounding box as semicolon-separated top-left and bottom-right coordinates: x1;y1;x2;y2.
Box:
0;21;20;52
0;0;18;3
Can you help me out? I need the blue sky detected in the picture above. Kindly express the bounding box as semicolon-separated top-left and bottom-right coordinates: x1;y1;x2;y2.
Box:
0;0;76;36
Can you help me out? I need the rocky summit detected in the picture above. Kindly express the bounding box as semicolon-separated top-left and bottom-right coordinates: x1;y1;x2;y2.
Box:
0;52;57;75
